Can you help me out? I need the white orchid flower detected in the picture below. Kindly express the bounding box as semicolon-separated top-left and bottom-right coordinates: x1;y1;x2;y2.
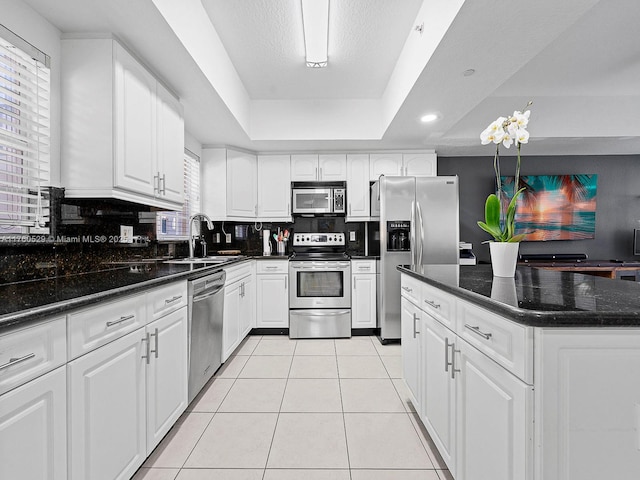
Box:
513;110;530;128
501;130;514;148
480;117;507;144
515;128;530;145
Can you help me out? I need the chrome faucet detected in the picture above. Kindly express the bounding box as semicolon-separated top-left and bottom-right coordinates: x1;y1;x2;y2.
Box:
188;213;214;259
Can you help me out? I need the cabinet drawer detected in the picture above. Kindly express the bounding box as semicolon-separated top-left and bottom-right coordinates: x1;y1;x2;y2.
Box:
457;299;532;383
351;259;376;274
224;261;254;284
421;283;454;330
256;260;288;274
0;317;66;395
147;280;187;321
68;293;146;359
400;274;422;306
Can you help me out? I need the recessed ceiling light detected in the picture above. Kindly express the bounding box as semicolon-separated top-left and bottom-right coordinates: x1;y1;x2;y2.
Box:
463;69;476;77
420;113;439;123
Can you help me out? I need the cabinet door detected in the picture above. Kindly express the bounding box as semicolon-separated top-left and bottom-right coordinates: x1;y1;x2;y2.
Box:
201;148;227;219
256;274;289;328
227;150;258;217
455;340;532;480
319;154;346;181
346;154;370;218
352;274;376;329
403;152;437;176
400;297;422;409
146;307;188;453
156;84;185;205
290;154;319;181
68;328;147;480
423;314;456;473
0;366;67;480
222;281;241;362
258;155;291;218
239;275;256;338
370;153;402;181
114;43;156;197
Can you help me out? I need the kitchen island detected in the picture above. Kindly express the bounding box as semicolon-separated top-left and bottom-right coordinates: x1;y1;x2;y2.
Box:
398;264;640;480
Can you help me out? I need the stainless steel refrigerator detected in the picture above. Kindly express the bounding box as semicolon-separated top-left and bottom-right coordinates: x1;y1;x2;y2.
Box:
371;176;459;342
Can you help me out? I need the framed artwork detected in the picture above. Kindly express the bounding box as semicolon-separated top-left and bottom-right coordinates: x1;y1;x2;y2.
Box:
500;174;598;241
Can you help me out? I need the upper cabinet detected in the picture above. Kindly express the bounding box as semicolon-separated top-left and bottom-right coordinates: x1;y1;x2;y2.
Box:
227;150;258;218
346;154;370;219
291;154;346;181
257;155;292;221
370;152;437;181
61;38;184;210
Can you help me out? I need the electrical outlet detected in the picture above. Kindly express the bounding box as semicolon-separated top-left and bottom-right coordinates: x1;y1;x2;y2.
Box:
215;232;220;243
349;231;356;242
225;233;232;243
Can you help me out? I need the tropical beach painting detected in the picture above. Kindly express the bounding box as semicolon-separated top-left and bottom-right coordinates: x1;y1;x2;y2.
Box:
499;174;598;241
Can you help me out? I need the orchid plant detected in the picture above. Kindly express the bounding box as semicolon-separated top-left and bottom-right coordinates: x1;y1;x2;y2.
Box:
477;101;533;242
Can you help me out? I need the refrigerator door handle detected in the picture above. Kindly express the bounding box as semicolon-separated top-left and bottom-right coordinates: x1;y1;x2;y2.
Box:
410;200;416;268
416;201;424;267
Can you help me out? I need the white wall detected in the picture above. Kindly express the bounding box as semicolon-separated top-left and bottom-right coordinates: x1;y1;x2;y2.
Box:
1;0;62;185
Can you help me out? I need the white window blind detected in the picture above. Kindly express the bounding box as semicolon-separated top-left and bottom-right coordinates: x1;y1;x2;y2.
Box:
156;150;201;241
0;27;51;234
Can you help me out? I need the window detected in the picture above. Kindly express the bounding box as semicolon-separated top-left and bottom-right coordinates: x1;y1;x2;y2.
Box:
156;149;200;241
0;25;51;234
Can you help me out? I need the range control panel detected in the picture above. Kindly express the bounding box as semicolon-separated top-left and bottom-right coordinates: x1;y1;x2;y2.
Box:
293;232;345;246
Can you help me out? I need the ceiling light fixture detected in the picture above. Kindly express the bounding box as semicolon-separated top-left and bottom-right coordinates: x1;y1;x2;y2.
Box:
301;0;329;68
420;113;439;123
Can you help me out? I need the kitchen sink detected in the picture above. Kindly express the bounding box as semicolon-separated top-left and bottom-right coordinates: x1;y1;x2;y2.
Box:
164;255;243;265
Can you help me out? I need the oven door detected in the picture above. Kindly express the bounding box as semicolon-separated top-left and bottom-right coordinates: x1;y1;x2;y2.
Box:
289;261;351;309
292;188;333;214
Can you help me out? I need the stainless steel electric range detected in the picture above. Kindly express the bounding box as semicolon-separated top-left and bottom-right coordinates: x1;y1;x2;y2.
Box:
288;232;351;338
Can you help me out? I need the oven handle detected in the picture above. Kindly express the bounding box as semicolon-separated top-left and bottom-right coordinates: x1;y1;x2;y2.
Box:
290;310;351;317
290;263;350;269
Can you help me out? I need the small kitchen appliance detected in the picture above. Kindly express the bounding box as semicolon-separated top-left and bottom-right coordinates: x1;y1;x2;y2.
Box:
291;182;346;215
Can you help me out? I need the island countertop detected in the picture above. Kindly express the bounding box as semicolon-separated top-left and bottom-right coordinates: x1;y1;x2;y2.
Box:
398;264;640;327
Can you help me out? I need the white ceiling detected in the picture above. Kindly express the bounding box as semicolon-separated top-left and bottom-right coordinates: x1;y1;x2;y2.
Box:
18;0;640;156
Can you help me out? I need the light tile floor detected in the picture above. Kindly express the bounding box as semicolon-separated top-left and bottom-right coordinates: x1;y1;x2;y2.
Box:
133;335;452;480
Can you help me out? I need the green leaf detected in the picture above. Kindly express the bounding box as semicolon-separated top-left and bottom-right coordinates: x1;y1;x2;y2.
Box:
484;194;501;230
509;234;526;243
477;221;503;241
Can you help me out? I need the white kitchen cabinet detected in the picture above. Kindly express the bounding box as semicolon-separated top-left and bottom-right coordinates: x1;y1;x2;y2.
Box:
227;149;258;218
346;154;371;219
422;313;456;474
400;297;422;409
291;154;346;181
68;328;147;480
61;38;184;210
222;262;256;361
145;307;188;452
256;260;289;329
0;366;67;480
370;152;437;181
351;259;376;329
257;155;292;220
201;148;227;219
455;337;532;480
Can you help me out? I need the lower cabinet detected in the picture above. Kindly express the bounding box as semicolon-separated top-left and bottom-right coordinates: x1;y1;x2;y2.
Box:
400;297;422;407
0;366;67;480
352;271;377;329
68;328;147;480
223;263;256;361
256;271;289;329
68;307;188;480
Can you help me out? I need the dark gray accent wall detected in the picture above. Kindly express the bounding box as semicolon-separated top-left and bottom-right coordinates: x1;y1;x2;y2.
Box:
438;155;640;263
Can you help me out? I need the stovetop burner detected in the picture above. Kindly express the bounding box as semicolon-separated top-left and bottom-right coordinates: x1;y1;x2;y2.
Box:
291;232;348;260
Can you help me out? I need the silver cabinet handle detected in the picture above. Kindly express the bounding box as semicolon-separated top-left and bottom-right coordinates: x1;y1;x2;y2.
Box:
464;324;493;340
319;167;323;179
285;276;288;290
451;344;461;379
424;299;441;309
357;265;371;270
141;333;151;364
444;338;452;372
265;266;279;270
106;314;135;327
150;327;159;358
0;352;35;371
153;172;160;194
165;295;182;304
401;286;412;293
412;313;420;338
349;204;351;216
161;174;166;194
315;167;318;180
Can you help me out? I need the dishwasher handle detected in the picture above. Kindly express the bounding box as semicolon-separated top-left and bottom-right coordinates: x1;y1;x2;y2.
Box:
193;284;224;303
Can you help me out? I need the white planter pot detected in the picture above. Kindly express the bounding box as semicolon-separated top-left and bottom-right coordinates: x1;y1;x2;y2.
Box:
489;242;520;277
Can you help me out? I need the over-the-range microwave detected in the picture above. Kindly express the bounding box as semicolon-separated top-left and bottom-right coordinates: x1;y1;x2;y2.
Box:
291;184;346;215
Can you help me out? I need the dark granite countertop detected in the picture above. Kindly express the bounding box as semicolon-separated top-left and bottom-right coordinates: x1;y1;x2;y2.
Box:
0;257;251;332
398;264;640;327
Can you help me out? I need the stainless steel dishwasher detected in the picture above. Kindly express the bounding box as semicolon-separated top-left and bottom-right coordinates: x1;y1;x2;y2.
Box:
187;270;226;403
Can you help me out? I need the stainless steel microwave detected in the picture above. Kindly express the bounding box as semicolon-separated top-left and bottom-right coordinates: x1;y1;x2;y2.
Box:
292;186;346;214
